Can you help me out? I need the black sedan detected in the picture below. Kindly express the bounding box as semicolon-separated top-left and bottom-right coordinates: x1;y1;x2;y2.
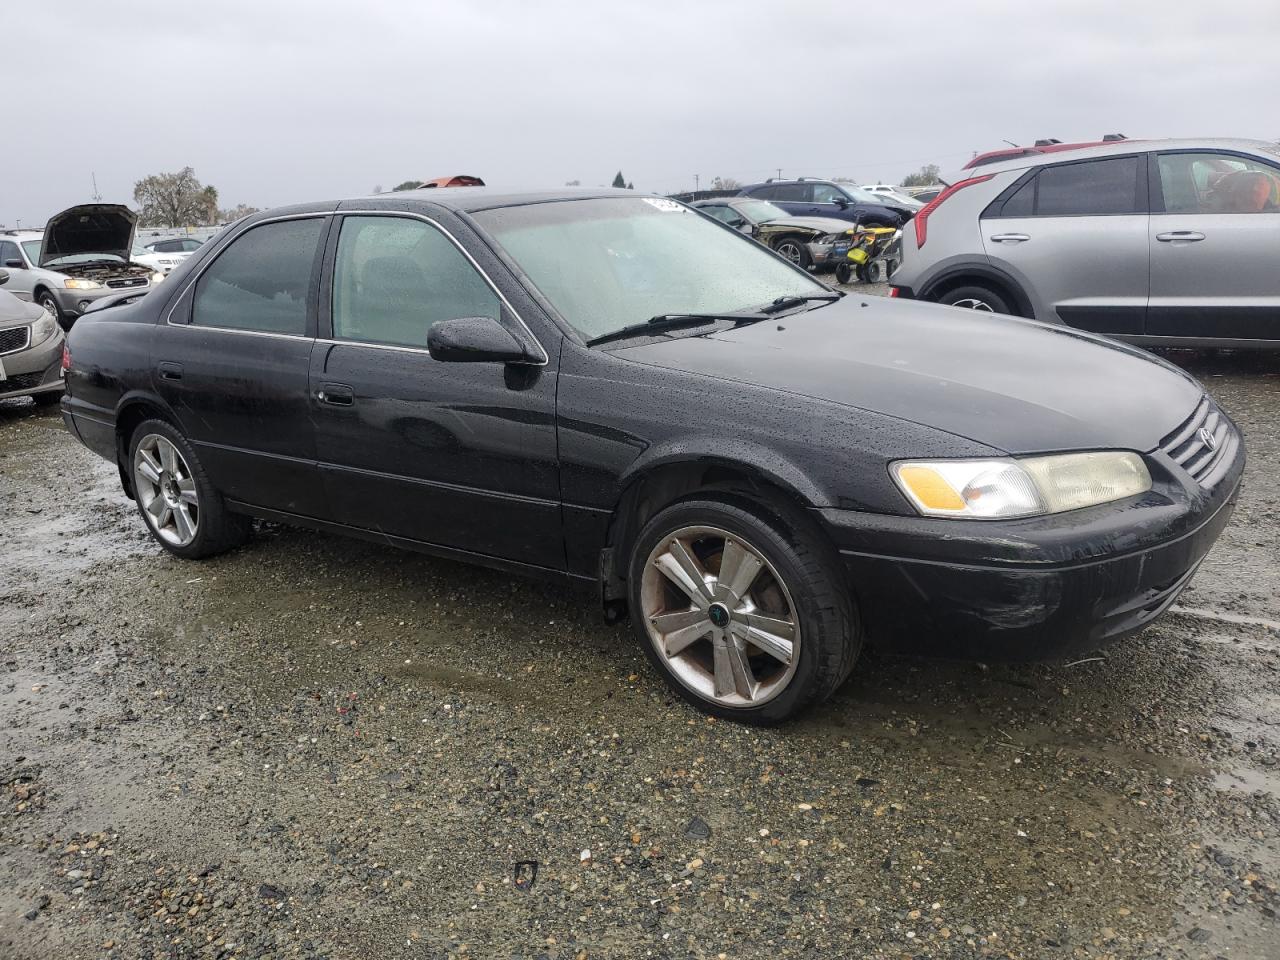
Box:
61;188;1244;724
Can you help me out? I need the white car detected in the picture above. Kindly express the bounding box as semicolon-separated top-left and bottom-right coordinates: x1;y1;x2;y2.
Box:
132;236;204;274
861;184;926;210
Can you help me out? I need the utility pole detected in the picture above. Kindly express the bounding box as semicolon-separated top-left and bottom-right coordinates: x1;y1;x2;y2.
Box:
694;174;700;193
91;172;102;202
776;167;782;180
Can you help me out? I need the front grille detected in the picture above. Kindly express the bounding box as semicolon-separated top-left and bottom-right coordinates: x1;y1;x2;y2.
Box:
0;371;45;393
106;276;148;289
1159;396;1237;489
0;326;30;355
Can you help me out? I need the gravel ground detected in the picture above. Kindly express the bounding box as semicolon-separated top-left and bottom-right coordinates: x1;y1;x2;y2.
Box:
2;299;1279;959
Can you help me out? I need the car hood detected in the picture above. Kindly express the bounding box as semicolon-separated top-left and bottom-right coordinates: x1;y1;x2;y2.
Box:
611;297;1204;454
40;203;138;267
760;216;852;234
0;288;44;325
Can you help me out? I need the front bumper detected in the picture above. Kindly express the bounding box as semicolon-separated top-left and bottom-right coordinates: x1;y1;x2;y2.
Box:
0;327;65;400
52;282;153;321
818;448;1245;660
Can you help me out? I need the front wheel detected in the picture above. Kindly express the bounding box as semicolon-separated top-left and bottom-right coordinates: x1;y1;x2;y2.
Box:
128;419;250;559
37;292;68;331
628;497;859;724
772;238;812;271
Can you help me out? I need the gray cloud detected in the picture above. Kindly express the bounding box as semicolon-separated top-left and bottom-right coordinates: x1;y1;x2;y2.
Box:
4;0;1278;226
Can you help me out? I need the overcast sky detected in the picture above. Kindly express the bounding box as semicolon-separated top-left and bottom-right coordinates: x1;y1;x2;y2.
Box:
3;0;1278;227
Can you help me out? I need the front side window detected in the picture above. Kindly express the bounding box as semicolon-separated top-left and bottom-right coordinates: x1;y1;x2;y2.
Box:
810;183;843;203
1034;157;1140;216
1157;152;1280;214
191;218;322;335
0;241;22;265
699;205;736;224
332;216;499;348
474;197;829;343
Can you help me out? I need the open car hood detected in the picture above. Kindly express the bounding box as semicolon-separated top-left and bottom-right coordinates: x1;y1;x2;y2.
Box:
40;204;138;267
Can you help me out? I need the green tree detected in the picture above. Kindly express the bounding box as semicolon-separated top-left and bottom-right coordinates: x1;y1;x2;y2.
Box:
611;171;626;189
133;167;219;227
392;180;423;191
900;164;941;187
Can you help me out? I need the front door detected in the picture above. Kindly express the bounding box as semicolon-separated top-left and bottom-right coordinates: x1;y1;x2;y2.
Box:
1147;150;1280;341
312;213;563;570
0;240;35;302
154;215;329;517
980;154;1150;335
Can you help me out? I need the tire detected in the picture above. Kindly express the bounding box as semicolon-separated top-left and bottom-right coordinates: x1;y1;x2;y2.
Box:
939;283;1012;315
627;496;860;725
865;261;884;283
835;263;854;285
772;237;812;271
127;418;250;559
37;291;68;331
31;389;63;407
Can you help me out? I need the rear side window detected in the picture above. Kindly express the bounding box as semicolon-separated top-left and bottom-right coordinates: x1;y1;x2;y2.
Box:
331;216;500;349
191;218;323;335
1035;157;1139;216
773;183;809;201
744;185;774;200
999;177;1036;217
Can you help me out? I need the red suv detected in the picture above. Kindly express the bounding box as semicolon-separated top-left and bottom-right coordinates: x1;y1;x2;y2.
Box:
963;135;1131;170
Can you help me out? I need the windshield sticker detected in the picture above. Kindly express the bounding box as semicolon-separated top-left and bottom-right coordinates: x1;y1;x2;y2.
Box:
642;198;684;213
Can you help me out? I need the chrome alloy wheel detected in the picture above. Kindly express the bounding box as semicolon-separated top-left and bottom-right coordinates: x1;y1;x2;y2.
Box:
133;434;199;546
640;525;800;707
950;297;994;312
774;240;804;265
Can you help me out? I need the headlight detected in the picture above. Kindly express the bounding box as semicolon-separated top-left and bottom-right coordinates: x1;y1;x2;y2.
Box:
892;452;1151;519
30;309;57;346
151;272;165;284
63;278;102;290
818;233;845;244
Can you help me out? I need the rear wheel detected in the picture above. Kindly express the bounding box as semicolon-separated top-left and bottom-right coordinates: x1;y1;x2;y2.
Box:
128;419;250;559
772;237;812;271
939;283;1012;315
628;497;859;724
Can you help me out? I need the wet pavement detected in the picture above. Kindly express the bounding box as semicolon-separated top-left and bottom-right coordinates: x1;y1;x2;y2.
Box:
1;330;1278;959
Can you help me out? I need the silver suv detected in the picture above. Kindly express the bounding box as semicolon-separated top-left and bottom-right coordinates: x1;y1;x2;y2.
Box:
891;138;1280;348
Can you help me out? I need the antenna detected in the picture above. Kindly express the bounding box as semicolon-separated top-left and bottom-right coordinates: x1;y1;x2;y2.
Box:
91;172;102;201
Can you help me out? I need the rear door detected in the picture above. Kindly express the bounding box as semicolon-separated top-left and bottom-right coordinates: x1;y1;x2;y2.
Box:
769;182;812;217
311;212;562;569
1147;150;1280;341
980;155;1149;335
153;215;329;517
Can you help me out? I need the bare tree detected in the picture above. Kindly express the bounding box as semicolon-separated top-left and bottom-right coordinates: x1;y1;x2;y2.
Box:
133;167;219;227
217;203;261;223
392;180;423;191
900;164;941;187
711;176;741;190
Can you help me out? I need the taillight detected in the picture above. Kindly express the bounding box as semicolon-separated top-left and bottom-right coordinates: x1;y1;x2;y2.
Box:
887;286;900;298
914;175;994;248
61;344;71;371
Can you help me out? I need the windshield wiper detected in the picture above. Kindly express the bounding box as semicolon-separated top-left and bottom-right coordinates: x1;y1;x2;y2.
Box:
585;312;756;347
759;293;842;314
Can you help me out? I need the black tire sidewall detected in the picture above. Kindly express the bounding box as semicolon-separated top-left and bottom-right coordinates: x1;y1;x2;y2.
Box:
127;418;248;559
38;293;67;330
774;238;811;270
942;284;1011;315
627;497;857;724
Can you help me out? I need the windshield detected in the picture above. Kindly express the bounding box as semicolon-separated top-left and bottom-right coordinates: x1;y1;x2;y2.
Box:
474;197;828;342
734;199;789;223
840;184;889;205
20;240;41;264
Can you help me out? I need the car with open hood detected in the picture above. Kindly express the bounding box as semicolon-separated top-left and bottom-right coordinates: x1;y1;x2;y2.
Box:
691;197;854;270
0;268;64;404
60;188;1244;724
0;204;165;329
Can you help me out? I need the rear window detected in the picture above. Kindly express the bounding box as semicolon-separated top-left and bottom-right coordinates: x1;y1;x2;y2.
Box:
1034;157;1139;216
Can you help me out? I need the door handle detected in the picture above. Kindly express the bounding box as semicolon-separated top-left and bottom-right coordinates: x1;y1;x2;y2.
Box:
158;361;183;381
316;382;354;406
989;233;1030;243
1156;231;1205;242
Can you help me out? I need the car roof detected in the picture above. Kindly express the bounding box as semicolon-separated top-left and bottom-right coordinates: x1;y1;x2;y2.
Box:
2;230;44;239
949;137;1280;181
350;185;641;213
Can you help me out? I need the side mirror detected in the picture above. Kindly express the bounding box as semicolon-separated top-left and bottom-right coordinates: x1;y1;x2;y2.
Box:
427;316;536;364
0;269;8;286
730;217;749;229
3;259;23;268
832;196;850;208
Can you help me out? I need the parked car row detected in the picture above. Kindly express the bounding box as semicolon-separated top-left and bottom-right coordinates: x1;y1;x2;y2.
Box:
1;205;168;331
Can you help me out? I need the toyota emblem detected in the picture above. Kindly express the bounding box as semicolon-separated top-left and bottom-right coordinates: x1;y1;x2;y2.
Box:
1197;426;1218;451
